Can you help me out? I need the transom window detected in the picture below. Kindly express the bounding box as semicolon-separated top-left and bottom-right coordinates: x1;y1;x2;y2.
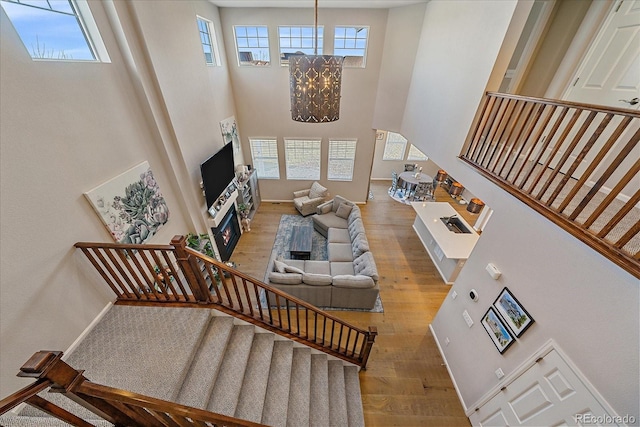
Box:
284;139;321;180
234;25;270;66
328;139;356;181
382;132;408;160
0;0;108;61
278;26;323;65
407;144;428;161
334;26;368;68
249;138;280;179
196;16;219;66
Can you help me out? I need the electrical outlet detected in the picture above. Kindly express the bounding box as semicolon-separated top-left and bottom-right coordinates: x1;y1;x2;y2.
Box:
495;368;505;379
462;310;474;328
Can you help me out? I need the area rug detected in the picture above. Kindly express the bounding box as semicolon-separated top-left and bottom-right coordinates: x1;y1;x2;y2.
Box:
263;214;384;313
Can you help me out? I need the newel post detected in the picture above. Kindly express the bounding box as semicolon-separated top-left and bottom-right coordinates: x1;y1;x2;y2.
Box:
359;326;378;370
171;235;211;303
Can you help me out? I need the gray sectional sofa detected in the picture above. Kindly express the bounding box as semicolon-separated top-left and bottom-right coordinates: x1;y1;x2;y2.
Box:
265;195;380;310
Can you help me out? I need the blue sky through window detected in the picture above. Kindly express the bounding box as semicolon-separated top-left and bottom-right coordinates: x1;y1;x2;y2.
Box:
1;0;95;60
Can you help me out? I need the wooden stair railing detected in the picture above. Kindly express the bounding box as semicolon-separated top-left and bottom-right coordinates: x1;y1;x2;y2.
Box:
0;350;265;426
460;92;640;278
74;236;377;369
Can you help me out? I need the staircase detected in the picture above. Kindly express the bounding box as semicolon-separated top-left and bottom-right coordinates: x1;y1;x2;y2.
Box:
6;304;365;427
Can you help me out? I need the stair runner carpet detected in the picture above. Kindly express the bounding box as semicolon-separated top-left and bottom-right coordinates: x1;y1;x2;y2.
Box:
5;305;365;427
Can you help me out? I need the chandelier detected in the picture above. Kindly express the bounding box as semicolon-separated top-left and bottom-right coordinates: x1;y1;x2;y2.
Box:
289;0;343;123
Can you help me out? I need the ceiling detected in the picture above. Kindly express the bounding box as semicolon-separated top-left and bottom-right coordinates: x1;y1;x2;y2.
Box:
208;0;429;8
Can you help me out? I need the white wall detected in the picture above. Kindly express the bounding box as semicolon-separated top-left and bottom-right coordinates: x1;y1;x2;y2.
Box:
0;0;193;396
400;0;639;418
218;7;389;203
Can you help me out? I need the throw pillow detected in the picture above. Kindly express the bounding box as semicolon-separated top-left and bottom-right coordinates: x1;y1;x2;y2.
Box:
335;203;353;219
309;182;328;199
284;265;304;274
274;259;288;273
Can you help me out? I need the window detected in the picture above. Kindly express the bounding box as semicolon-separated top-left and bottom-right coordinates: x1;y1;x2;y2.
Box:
382;132;408;160
0;0;108;61
328;139;356;181
196;16;219;66
278;25;323;65
234;25;270;66
284;139;321;180
407;144;428;161
249;138;280;179
334;26;368;68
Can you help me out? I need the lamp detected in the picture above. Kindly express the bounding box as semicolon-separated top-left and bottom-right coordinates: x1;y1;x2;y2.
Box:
433;169;447;188
467;198;485;214
289;0;343;123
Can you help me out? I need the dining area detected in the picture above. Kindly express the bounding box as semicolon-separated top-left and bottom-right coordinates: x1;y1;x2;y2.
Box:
388;164;440;204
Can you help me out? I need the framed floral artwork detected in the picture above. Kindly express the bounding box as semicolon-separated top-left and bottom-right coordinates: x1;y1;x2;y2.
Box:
481;307;515;354
493;287;535;337
84;161;169;244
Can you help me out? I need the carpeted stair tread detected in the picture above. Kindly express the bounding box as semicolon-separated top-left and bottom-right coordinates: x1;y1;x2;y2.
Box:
286;347;311;427
234;333;276;423
344;365;365;427
206;325;255;416
261;340;294;427
328;360;348;427
19;305;210;419
175;315;235;409
0;414;113;426
309;354;330;427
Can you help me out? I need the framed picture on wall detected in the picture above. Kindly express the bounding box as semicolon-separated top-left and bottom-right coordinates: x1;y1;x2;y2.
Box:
493;287;535;337
481;307;515;354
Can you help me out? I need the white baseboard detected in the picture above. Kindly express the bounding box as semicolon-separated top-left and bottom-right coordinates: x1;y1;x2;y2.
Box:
429;324;469;414
62;302;113;360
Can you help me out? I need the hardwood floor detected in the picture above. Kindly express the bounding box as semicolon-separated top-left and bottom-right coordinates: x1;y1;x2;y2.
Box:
231;181;472;426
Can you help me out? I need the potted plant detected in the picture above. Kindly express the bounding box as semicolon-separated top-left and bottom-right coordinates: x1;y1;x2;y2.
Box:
185;232;221;288
237;203;250;218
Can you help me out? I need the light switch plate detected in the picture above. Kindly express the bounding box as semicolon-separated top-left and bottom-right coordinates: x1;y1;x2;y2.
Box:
462;310;474;327
451;290;458;300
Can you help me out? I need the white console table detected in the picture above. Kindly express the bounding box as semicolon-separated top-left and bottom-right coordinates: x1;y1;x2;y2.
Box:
411;202;479;284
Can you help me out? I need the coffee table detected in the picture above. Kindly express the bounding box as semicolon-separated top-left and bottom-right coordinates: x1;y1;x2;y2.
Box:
290;225;313;260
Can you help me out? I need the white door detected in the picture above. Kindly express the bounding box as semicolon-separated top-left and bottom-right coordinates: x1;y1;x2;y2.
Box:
542;0;640;183
469;349;615;426
563;0;640;109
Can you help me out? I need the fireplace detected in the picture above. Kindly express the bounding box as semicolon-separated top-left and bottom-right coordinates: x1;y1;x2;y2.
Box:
212;205;241;261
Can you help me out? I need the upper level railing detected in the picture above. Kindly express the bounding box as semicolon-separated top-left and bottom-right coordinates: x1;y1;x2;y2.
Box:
460;92;639;278
0;350;264;426
74;235;377;369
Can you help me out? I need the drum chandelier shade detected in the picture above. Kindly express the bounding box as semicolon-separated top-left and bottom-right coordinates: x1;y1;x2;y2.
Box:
289;0;343;123
290;55;343;122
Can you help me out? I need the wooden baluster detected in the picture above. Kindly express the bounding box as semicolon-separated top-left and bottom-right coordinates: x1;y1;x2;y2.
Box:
241;278;254;318
497;102;538;179
513;104;557;186
599;191;640;241
484;98;520;170
115;248;155;300
479;97;509;166
124;248;157;299
558;116;633;214
472;95;503;163
466;93;495;159
359;326;378;370
78;247;124;298
253;284;265;321
229;274;244;312
161;251;193;302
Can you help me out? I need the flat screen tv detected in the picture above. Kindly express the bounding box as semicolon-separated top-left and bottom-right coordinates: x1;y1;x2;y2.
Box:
201;142;235;208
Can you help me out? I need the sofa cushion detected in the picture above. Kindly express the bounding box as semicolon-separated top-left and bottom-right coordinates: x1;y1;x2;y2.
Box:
302;273;333;286
347;205;361;224
329;242;354;262
330;261;355;276
347;218;365;240
327;227;351;243
353;251;379;281
332;275;375;289
268;271;303;285
309;182;328;199
313;213;349;232
351;234;370;258
304;260;331;275
335;203;353;219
